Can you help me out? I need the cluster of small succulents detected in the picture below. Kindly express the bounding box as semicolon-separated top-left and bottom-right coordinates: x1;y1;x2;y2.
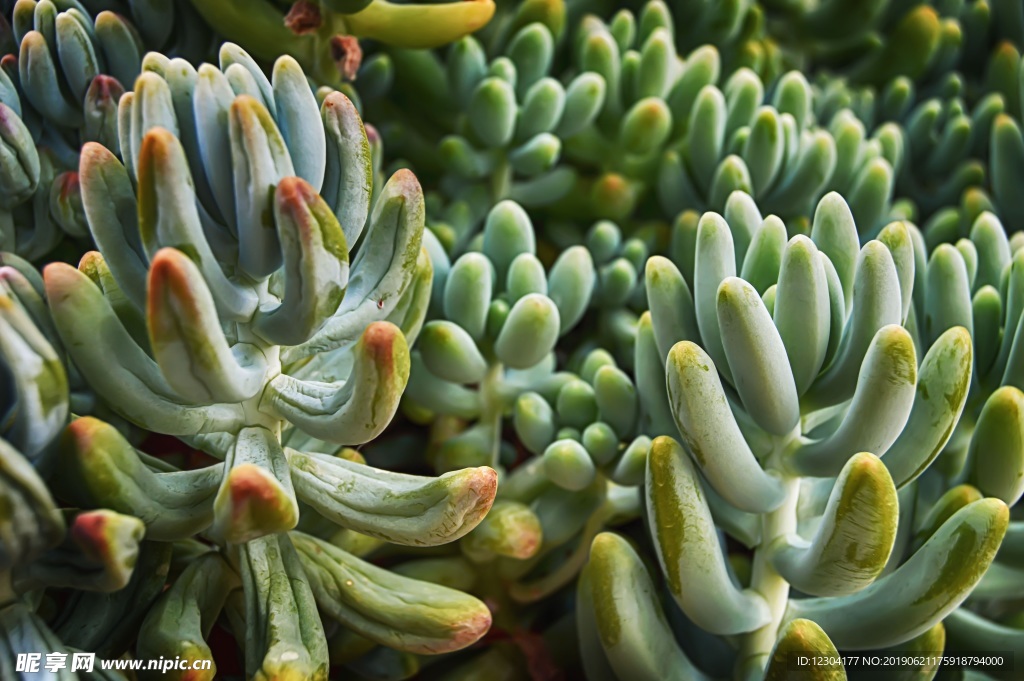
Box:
2;0;1024;679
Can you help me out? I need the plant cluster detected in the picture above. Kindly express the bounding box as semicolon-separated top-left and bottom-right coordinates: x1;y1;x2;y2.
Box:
1;0;1024;679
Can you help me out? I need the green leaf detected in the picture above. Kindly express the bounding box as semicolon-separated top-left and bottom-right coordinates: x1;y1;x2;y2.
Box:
786;498;1008;649
761;619;846;681
295;532;492;654
234;533;329;680
56;416;220;541
137;553;239;681
773;453;898;596
666;341;786;512
693;212;737;384
803;241;902;410
774;235;831;394
461;500;541;562
645;437;772;634
883;326;972;487
968;387;1024;505
494;293;559;368
147;248;268;404
288;449;496;546
717;276;800;435
211;426;299;544
419;320;488;384
790;325;917;477
582;531;711;681
264;322;410;444
542;439;596;491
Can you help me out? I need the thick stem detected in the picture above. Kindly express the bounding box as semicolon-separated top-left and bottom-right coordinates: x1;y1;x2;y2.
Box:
237;316;283;434
737;474;800;681
491;158;512;203
480;362;505;468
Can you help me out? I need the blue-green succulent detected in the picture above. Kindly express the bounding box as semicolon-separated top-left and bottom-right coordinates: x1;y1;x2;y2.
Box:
4;1;1024;678
39;45;500;679
407;199;595;471
578;190;1016;680
0;269;163;680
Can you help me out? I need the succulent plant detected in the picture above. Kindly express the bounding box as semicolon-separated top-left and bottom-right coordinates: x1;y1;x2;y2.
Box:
957;1;1024;79
658;67;902;240
763;1;1021;89
895;87;1024;249
901;210;1024;673
356;16;606;241
0;68;96;260
912;210;1024;487
39;44;501;678
0;117;68;260
0;264;160;680
435;19;603;233
404;20;610;248
359;2;691;222
0;435;147;681
574;190;1017;679
493;213;655;365
0;126;99;265
399;203;657;605
481;344;645;603
1;260;150;585
9;0;140;133
406;199;595;473
6;0;224;169
658;0;780;79
0;0;172;260
367;0;897;235
989;108;1024;231
187;0;497;91
569;218;652;362
9;0;1024;678
561;4;716;223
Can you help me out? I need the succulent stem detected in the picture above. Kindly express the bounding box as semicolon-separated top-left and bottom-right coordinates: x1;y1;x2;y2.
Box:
480;362;505;468
739;471;800;678
491;157;512;204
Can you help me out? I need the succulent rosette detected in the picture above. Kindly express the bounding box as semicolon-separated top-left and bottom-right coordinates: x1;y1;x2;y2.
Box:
656;65;901;238
0;267;160;680
909;210;1024;672
478;344;645;603
0;0;191;259
40;44;498;679
406;199;595;473
576;190;1017;679
360;15;606;246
